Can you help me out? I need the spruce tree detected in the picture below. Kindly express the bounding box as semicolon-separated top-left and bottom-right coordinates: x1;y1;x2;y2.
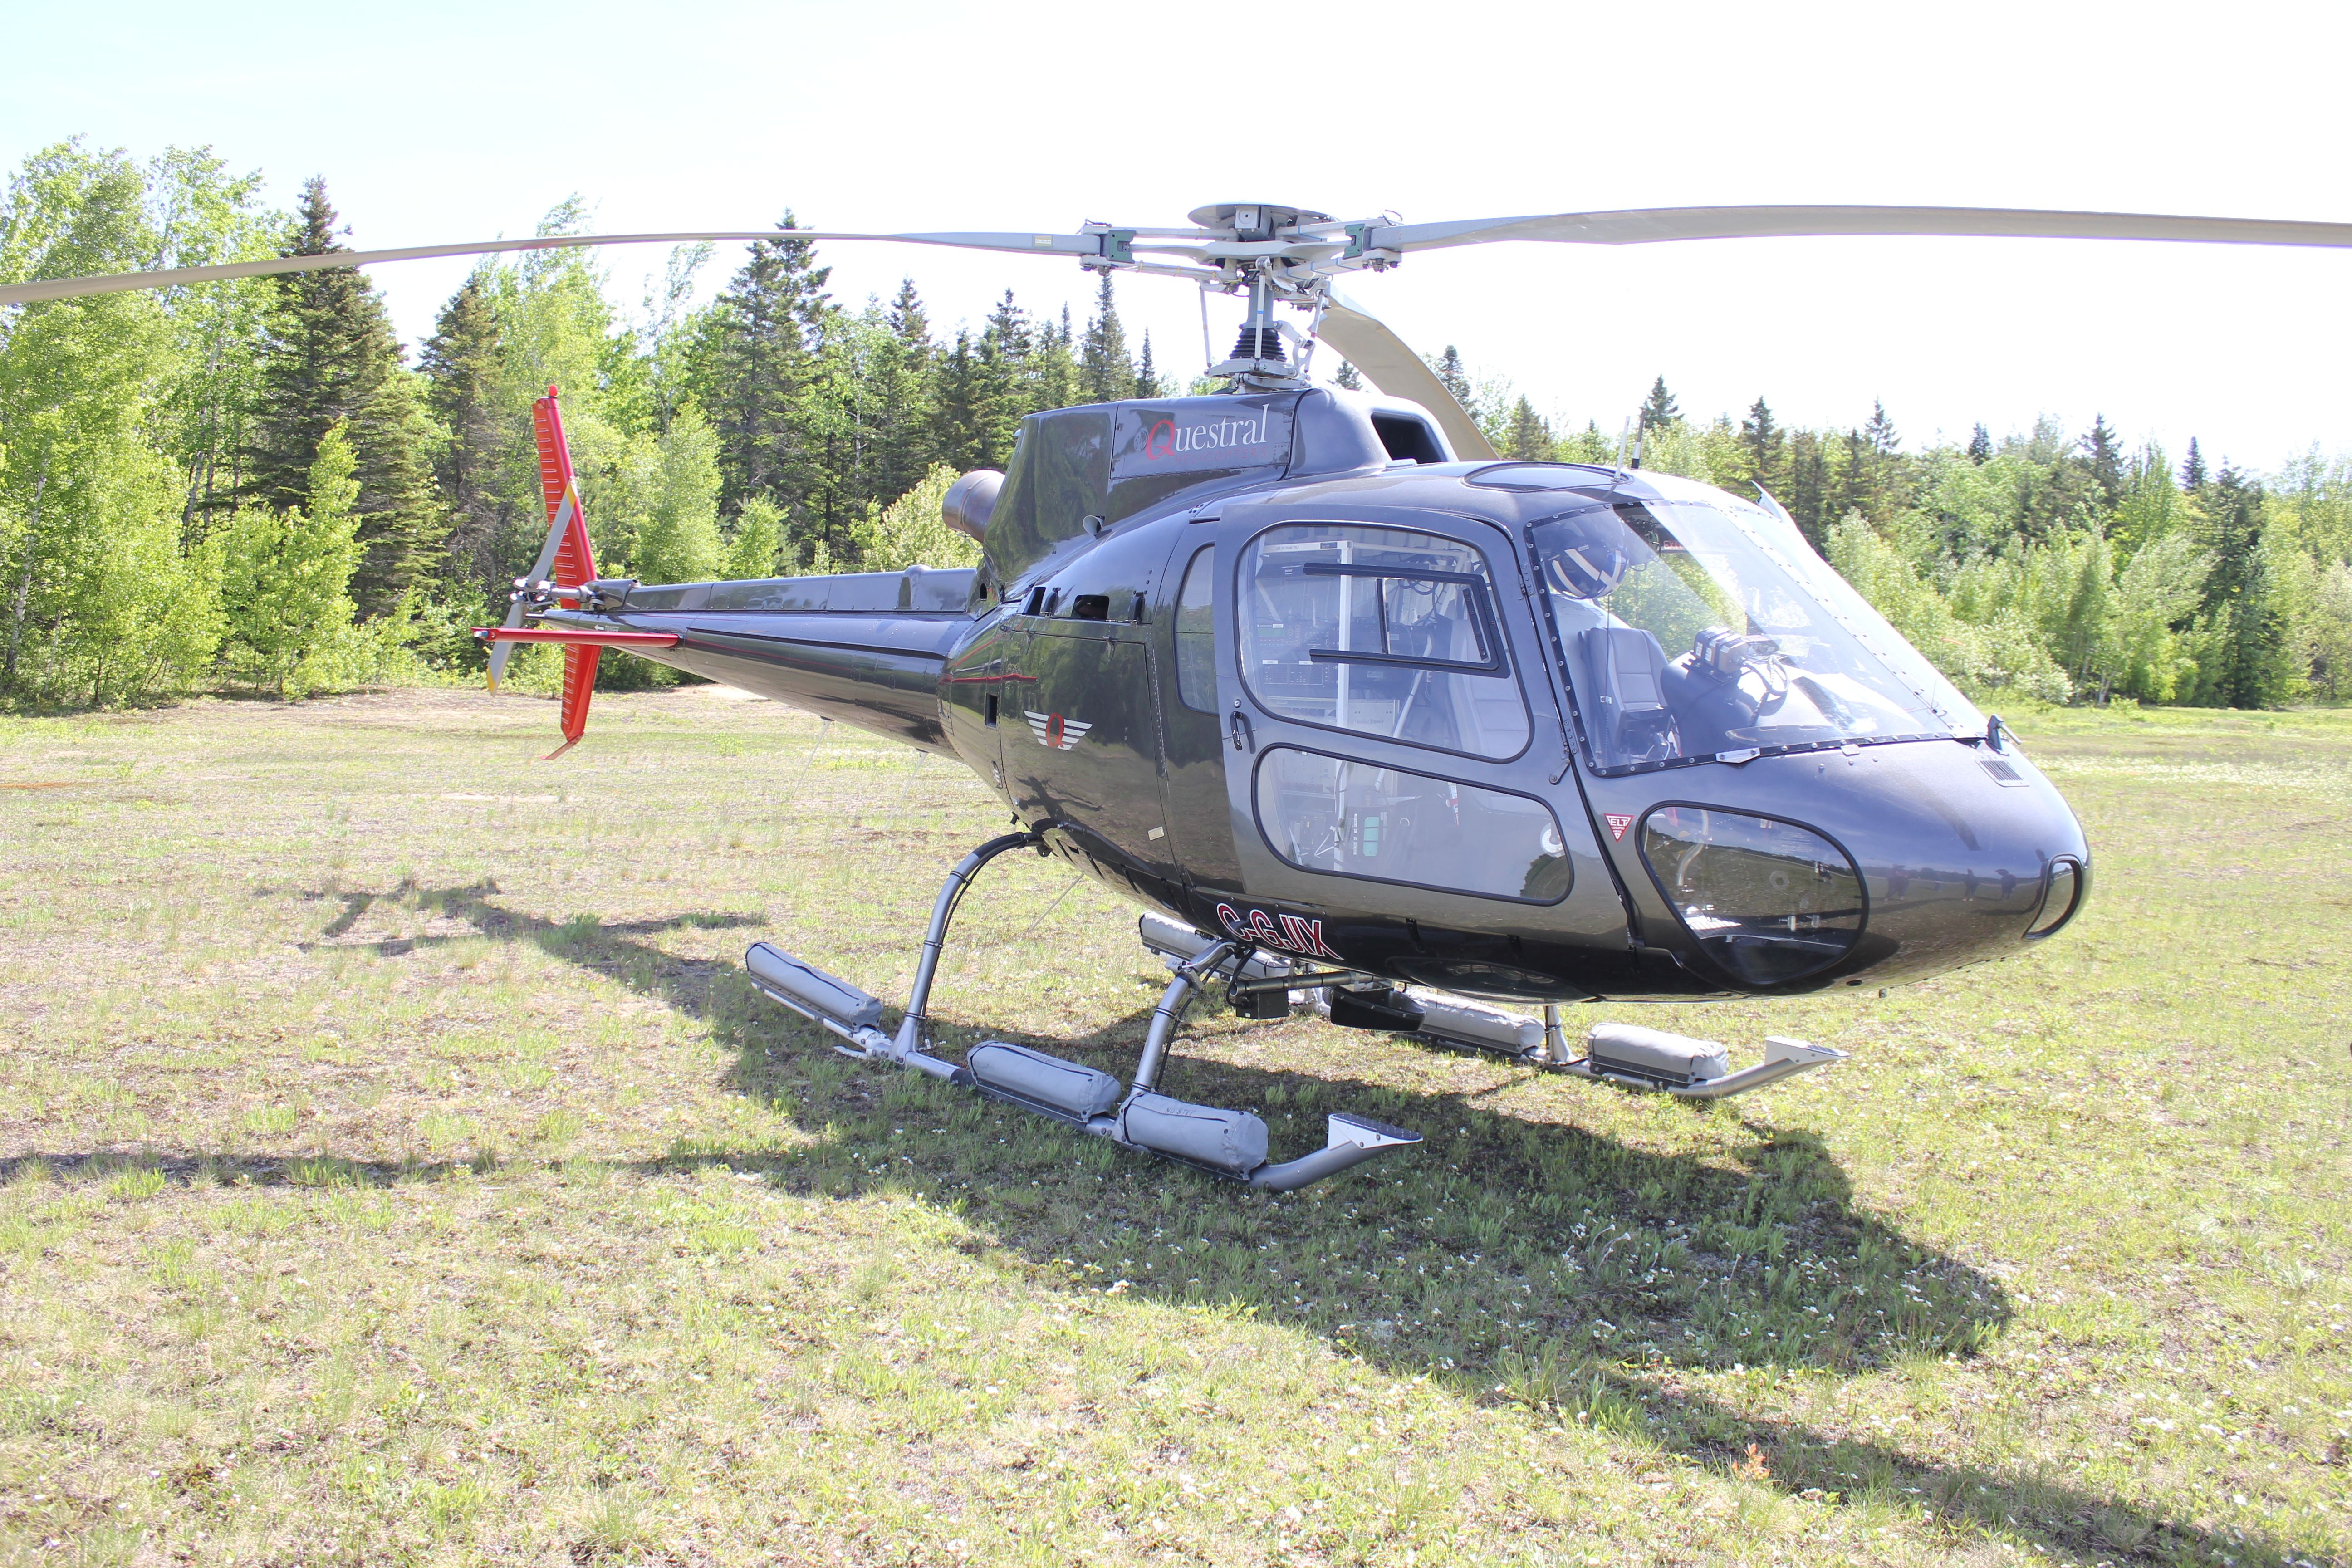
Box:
242;176;436;617
1832;427;1870;521
2198;464;2285;707
704;211;830;513
1333;359;1363;391
1786;431;1831;548
967;294;1034;470
1504;396;1554;461
2081;414;2124;511
419;270;506;598
1638;375;1680;432
1857;400;1903;521
930;330;986;473
867;277;937;503
2180;438;2207;491
1864;399;1899;455
1966;423;1993;464
1030;300;1078;413
1434;346;1472;412
1078;273;1134;404
1133;332;1166;399
1739;396;1784;491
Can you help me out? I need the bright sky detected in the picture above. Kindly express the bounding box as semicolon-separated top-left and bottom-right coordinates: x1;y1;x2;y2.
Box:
9;0;2348;472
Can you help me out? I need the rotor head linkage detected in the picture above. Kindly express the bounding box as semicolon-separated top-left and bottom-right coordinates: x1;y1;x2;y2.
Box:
1186;201;1335;242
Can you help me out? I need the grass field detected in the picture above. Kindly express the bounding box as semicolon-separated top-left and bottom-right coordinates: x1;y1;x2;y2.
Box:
0;686;2345;1567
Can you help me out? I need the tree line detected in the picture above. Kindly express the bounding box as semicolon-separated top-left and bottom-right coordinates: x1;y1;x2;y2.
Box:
2;138;2347;710
0;142;1169;703
1464;374;2352;707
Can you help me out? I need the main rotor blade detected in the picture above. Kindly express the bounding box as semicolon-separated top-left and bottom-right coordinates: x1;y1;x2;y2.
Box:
1364;205;2352;255
1318;290;1498;462
0;228;1108;308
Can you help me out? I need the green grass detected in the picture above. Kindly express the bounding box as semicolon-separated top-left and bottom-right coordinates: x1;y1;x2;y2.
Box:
0;686;2345;1566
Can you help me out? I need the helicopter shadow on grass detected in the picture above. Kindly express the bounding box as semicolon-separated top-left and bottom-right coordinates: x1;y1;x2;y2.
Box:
234;882;2302;1568
698;970;2299;1568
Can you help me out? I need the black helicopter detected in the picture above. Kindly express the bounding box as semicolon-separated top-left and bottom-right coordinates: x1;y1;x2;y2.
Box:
22;198;2348;1189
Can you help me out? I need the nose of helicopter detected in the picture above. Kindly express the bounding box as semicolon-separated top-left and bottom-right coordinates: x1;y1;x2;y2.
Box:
1607;737;2089;993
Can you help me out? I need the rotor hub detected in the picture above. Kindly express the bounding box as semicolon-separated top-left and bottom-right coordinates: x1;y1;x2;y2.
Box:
1186;201;1334;242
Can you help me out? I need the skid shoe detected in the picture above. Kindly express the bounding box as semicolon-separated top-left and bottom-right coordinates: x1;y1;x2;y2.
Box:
744;838;1422;1191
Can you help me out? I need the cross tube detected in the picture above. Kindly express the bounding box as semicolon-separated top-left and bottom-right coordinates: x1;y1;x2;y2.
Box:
891;829;1044;1058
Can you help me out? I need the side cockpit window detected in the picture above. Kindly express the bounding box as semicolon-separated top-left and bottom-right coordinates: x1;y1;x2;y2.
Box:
1174;545;1216;712
1239;524;1529;760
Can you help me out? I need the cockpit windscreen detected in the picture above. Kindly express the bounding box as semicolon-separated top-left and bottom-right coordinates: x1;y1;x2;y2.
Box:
1530;496;1979;774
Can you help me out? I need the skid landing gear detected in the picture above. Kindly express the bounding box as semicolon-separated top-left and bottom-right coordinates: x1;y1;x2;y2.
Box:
743;835;1421;1191
1137;914;1848;1098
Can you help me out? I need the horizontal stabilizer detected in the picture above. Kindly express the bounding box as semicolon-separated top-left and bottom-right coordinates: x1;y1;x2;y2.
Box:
476;627;679;649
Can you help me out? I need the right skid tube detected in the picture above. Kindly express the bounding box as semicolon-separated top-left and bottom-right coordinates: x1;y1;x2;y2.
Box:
742;866;1426;1191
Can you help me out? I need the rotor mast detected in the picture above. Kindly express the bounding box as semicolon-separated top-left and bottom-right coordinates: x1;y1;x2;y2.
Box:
1180;202;1345;391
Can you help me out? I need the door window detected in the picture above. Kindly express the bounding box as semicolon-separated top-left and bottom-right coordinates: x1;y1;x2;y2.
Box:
1174;544;1216;712
1254;746;1572;903
1239;524;1529;760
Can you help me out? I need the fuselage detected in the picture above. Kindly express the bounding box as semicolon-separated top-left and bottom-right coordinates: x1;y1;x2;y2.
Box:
548;388;2088;1004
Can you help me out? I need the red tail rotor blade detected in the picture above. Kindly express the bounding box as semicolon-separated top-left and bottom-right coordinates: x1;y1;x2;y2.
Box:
490;386;601;691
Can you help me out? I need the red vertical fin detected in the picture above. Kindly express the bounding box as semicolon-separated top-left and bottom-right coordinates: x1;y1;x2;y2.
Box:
543;645;602;760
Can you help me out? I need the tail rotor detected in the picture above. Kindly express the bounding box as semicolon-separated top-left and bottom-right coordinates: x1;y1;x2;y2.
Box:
486;387;603;757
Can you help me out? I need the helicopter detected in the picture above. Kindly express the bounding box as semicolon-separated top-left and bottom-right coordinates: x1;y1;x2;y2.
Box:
18;198;2351;1190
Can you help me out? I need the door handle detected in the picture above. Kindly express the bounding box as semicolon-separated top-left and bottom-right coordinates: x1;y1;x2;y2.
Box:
1228;710;1254;753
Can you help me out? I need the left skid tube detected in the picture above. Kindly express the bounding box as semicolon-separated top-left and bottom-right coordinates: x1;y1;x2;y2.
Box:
742;835;1421;1191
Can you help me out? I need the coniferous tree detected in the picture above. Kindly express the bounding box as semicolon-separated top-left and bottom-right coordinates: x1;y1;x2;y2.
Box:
1857;399;1904;521
1739;396;1784;491
419;270;506;598
242;176;435;616
1434;346;1472;412
1785;431;1831;547
930;330;987;474
1078;273;1134;404
1832;427;1871;521
1333;359;1363;391
1638;376;1680;432
2195;463;2293;708
1134;332;1166;399
1503;396;1555;461
969;294;1035;470
1864;399;1899;456
2081;414;2125;511
1028;298;1078;416
865;277;937;503
1967;423;1993;464
2180;438;2207;491
703;211;830;513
